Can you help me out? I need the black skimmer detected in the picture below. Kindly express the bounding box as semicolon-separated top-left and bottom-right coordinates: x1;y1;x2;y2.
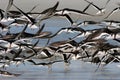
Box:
82;20;101;25
105;7;120;19
34;31;52;38
7;10;22;18
49;39;79;56
39;48;54;59
103;20;120;25
49;39;78;48
12;22;29;39
104;56;119;65
82;2;93;13
59;8;95;16
8;10;21;15
9;48;22;60
5;0;14;18
40;1;59;19
84;29;106;42
54;14;75;25
93;39;120;53
45;26;85;39
36;1;59;26
7;23;46;39
84;0;106;15
54;2;95;25
100;51;120;66
14;39;33;48
0;24;28;48
12;18;29;24
112;50;120;56
0;9;4;20
2;48;22;63
0;45;8;53
27;2;58;15
107;28;120;39
0;32;20;48
28;23;45;36
24;39;39;55
13;4;36;25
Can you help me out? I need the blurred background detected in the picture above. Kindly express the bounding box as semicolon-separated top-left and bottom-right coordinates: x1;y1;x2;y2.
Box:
0;0;120;20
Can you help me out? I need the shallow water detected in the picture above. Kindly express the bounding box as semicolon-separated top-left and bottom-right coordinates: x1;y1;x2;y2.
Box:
0;60;120;80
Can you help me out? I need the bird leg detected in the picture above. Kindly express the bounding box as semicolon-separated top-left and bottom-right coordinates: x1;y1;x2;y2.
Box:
48;64;52;72
64;62;70;71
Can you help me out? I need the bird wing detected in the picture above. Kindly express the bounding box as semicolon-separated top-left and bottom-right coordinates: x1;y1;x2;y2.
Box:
63;14;74;25
0;9;4;19
82;2;92;12
105;7;119;19
40;1;59;20
84;0;101;10
63;8;95;16
35;24;45;36
13;4;35;24
15;22;29;39
5;0;14;18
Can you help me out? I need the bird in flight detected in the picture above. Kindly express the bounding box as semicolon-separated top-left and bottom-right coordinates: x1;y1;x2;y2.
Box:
84;0;107;15
5;0;14;18
105;7;120;19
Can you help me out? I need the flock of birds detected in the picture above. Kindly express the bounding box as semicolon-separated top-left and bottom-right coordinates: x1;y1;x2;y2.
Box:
0;0;120;77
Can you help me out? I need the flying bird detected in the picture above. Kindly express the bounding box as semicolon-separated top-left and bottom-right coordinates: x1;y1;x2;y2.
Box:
0;9;4;19
84;0;106;15
13;4;36;25
105;7;120;19
5;0;14;18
